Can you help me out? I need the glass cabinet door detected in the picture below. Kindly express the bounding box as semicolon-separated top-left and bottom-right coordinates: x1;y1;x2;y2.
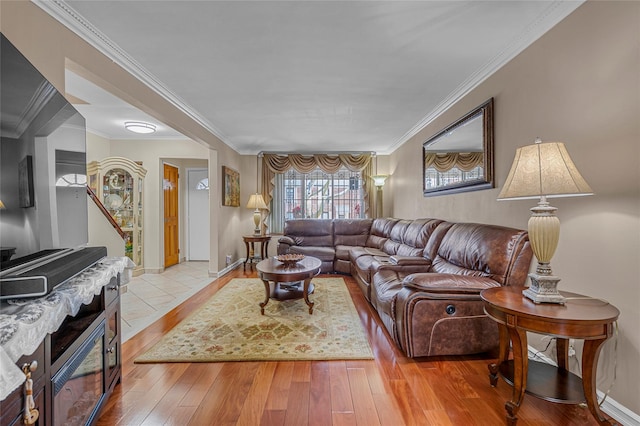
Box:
88;157;147;275
102;168;135;261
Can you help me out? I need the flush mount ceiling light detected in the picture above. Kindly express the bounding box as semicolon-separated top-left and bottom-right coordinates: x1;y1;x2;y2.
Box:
124;121;156;134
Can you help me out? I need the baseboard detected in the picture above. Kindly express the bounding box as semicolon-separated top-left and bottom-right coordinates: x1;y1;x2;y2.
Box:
144;261;243;278
215;260;243;277
528;346;639;425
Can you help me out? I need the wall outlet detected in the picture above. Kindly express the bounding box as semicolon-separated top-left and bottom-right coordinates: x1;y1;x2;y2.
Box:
225;254;232;266
568;339;576;357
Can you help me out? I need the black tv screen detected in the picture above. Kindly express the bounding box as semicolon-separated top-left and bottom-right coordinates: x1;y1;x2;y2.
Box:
0;33;88;273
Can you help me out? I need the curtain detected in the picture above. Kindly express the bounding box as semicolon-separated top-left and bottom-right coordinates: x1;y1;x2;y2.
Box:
260;153;375;232
424;152;484;172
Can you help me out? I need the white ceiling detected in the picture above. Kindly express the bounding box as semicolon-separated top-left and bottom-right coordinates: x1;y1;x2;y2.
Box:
37;1;583;154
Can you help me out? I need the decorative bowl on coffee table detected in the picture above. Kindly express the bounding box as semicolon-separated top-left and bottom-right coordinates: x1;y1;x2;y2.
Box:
275;253;305;267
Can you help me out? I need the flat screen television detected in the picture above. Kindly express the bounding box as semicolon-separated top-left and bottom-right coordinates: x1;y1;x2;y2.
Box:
0;33;89;277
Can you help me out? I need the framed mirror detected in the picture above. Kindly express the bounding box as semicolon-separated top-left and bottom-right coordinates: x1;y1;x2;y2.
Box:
423;98;494;196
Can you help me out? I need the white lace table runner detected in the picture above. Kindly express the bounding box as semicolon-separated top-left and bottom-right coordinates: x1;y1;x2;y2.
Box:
0;256;134;400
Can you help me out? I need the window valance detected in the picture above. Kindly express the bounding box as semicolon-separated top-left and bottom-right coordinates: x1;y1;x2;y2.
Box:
424;152;484;173
263;153;371;174
260;153;376;227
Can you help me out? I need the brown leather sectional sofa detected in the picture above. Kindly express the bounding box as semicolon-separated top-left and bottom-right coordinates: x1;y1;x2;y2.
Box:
277;218;533;358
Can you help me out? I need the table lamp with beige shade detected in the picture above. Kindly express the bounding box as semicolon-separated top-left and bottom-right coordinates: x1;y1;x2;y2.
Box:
498;138;593;304
247;193;268;235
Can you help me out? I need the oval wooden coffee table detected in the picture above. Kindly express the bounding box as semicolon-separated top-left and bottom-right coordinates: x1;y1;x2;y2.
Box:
256;256;321;315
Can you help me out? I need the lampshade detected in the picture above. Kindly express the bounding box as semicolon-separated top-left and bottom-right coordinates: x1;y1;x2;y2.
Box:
498;139;592;304
0;200;5;209
498;140;592;200
372;175;388;187
246;193;268;210
124;121;156;134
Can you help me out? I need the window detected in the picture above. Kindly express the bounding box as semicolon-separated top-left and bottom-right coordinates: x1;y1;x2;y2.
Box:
270;167;364;233
196;178;209;190
424;165;483;190
55;173;87;187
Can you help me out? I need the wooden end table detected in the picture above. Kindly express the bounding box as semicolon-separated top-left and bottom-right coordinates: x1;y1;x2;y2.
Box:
256;256;321;314
481;286;620;426
243;234;271;270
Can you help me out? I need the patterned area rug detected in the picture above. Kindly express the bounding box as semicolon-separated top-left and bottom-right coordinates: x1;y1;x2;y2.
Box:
134;277;373;362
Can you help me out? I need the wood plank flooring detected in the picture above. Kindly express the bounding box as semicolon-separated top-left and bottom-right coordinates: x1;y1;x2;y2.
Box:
97;267;601;425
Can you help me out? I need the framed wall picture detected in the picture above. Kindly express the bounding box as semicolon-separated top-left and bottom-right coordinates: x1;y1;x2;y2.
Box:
18;155;35;208
222;166;240;207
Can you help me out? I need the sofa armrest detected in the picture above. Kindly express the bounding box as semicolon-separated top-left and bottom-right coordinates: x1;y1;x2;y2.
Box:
370;258;433;277
389;255;431;266
402;273;500;298
278;236;296;246
277;236;297;255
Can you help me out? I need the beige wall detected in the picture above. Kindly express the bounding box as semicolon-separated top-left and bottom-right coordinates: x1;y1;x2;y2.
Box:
391;1;639;414
107;139;239;275
87;200;125;258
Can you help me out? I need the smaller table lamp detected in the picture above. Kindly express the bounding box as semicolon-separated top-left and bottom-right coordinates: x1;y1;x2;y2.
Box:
498;138;592;304
247;193;268;235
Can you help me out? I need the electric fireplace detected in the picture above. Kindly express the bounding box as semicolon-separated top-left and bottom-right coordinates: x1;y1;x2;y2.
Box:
52;323;105;426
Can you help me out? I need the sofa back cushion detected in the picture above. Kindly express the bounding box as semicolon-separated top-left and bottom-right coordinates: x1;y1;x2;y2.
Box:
426;222;532;286
366;218;399;249
333;219;373;247
283;219;334;247
396;218;444;256
383;220;411;254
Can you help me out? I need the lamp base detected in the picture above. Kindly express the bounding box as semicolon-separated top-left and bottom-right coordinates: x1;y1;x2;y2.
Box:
523;272;566;304
253;210;261;235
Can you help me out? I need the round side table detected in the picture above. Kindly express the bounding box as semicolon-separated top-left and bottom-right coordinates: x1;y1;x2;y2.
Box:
242;235;271;270
481;286;619;426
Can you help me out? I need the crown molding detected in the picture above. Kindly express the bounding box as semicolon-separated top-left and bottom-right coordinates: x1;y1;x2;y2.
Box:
32;0;233;148
12;80;58;139
2;80;56;139
385;0;585;155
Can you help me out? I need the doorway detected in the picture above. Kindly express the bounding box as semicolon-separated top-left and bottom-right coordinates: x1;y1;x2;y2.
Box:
186;168;210;260
164;163;179;268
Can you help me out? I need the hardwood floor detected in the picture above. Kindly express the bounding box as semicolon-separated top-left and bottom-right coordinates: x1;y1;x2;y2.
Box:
97;267;600;425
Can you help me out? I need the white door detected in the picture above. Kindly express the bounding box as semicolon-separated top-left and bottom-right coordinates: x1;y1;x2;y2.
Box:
187;168;209;261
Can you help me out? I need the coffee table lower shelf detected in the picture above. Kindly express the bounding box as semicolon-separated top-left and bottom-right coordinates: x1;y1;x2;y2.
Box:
265;281;315;301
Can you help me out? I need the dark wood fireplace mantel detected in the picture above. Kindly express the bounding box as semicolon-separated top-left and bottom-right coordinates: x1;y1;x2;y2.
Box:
0;257;127;426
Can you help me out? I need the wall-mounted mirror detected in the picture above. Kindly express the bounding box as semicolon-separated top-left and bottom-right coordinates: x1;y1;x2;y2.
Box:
423;98;494;196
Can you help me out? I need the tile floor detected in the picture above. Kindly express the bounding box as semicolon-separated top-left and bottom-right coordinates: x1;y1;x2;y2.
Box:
120;261;214;342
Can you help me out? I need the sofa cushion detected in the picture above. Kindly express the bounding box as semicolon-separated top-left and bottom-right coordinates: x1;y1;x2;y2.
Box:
427;222;531;286
353;254;390;284
382;220;410;255
289;245;335;262
365;218;399;248
349;246;386;262
333;218;372;247
283;219;334;247
335;245;356;261
396;218;443;257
